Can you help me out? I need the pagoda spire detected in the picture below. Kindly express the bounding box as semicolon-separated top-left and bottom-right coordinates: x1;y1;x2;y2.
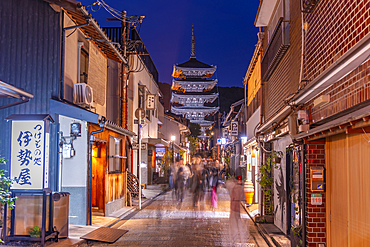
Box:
191;24;195;58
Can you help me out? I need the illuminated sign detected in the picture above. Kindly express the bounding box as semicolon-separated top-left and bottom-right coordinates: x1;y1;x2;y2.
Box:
10;120;50;190
231;121;238;136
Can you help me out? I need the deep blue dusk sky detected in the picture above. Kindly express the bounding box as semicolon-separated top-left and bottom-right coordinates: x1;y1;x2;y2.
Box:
80;0;260;87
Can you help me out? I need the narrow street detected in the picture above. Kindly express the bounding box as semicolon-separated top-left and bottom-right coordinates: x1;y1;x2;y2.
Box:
78;187;268;247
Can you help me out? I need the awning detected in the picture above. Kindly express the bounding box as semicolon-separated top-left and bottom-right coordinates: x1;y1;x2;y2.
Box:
105;120;136;137
255;0;278;27
142;138;169;147
50;99;99;124
0;80;33;110
243;137;257;147
293;103;370;141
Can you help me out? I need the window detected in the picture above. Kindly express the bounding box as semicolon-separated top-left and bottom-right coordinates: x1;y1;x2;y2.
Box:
80;48;89;83
109;136;122;173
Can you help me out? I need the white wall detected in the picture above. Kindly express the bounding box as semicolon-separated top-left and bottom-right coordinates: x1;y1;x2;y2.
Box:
64;13;107;117
59;115;88;187
246;106;260;140
129;56;160;140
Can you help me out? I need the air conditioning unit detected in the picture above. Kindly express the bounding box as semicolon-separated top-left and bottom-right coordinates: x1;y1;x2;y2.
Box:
74;83;93;107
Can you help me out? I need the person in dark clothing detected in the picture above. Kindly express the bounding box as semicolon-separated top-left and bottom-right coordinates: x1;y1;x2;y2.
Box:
176;165;185;202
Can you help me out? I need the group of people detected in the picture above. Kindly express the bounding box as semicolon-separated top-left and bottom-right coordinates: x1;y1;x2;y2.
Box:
168;156;249;244
168;156;223;208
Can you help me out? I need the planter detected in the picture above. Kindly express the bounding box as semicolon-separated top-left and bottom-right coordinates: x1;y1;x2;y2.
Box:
255;215;274;223
290;231;303;247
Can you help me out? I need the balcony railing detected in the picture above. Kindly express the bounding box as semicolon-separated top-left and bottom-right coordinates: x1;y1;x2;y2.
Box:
261;18;290;81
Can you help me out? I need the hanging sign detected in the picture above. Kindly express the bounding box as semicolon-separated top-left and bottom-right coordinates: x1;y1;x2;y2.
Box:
223;128;228;137
146;94;157;110
231;121;238;136
7;115;53;190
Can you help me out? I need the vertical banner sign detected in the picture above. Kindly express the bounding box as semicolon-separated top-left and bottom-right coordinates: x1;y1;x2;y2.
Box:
146;94;157;110
231;121;238;136
11;121;47;190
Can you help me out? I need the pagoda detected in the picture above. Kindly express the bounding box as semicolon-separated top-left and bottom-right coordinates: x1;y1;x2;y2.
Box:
171;25;219;135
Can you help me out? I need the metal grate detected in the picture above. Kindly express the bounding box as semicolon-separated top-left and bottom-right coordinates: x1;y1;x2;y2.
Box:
80;227;128;243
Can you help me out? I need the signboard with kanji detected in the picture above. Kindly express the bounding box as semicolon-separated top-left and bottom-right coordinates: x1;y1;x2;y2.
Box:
146;94;157;110
222;128;228;137
10;120;49;189
231;121;238;136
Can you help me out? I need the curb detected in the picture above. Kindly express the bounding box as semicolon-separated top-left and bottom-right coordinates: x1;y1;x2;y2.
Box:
241;202;276;247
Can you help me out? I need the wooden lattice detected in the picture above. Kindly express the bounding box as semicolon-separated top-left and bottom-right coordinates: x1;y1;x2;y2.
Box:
127;172;141;198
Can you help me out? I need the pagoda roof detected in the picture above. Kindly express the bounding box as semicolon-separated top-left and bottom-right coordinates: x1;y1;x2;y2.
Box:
171;92;219;104
171;106;219;116
190;119;214;126
176;58;215;69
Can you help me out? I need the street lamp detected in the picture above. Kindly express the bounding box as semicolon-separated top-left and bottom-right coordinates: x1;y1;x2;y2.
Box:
171;135;175;165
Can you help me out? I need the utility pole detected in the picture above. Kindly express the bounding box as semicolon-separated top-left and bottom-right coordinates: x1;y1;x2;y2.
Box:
138;109;142;209
218;112;221;161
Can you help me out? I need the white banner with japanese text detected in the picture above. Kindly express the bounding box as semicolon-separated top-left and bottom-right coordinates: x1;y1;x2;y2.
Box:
11;120;45;190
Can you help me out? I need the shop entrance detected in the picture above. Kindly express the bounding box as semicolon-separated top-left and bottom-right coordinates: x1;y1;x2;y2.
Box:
92;142;106;215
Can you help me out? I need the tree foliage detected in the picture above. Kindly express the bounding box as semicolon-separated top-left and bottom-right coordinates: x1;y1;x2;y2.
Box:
189;122;201;138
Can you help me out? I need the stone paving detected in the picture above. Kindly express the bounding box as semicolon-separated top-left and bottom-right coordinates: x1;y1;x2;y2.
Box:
77;187;269;247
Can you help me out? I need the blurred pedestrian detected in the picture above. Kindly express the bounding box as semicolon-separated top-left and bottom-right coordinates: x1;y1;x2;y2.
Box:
175;158;185;202
226;177;249;245
211;165;219;209
190;155;202;206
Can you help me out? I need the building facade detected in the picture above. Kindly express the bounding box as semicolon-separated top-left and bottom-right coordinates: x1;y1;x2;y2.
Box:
0;0;135;226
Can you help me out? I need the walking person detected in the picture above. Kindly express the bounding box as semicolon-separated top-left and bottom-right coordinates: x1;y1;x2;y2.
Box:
175;158;185;202
226;177;249;245
211;165;219;209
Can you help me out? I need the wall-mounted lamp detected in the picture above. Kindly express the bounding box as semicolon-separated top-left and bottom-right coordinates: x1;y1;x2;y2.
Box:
92;142;101;158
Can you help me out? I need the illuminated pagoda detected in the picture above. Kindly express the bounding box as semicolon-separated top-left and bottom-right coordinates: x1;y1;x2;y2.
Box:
171;25;219;135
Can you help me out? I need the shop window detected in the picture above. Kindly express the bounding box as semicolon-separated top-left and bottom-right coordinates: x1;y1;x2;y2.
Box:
109;136;122;173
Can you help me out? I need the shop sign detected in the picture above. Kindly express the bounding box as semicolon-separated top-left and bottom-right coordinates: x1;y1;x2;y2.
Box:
222;128;228;137
132;143;147;150
146;94;157;110
231;121;238;136
311;194;322;205
156;148;165;157
10;120;49;190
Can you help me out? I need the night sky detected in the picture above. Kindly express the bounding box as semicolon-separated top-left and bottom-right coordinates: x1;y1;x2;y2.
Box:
79;0;260;88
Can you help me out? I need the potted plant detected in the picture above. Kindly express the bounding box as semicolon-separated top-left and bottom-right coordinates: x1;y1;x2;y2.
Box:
0;157;18;241
257;149;282;218
290;225;303;247
29;226;41;238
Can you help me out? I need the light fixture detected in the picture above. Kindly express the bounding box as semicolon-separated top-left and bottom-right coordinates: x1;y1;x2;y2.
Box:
171;135;175;141
92;143;101;158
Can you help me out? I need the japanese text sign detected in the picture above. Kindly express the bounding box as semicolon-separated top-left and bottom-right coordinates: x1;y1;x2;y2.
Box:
146;94;157;110
231;121;238;136
10;120;49;190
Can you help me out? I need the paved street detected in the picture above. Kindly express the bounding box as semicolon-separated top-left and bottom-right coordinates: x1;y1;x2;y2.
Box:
77;187;268;247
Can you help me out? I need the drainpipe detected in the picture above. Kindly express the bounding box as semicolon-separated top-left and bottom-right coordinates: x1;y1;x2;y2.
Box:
88;117;106;225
